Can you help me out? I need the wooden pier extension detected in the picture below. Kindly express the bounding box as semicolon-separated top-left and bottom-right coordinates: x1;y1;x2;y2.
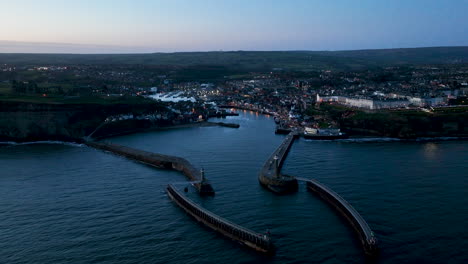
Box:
86;141;214;195
166;184;275;254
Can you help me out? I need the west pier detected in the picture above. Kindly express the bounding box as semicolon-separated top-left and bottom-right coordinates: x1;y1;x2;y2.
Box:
86;141;214;195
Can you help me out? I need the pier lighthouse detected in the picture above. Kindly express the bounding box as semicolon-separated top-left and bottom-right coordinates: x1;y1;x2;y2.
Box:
273;155;280;178
200;168;205;182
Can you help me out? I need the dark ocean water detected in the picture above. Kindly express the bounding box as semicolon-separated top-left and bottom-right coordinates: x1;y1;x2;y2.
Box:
1;111;467;264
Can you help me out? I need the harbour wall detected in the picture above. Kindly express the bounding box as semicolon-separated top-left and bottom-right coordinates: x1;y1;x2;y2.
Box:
86;141;214;195
166;184;274;254
305;179;378;255
274;132;297;170
258;132;299;194
261;132;297;178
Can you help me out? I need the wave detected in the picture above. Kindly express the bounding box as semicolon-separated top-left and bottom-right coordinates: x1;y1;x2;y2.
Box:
0;141;84;147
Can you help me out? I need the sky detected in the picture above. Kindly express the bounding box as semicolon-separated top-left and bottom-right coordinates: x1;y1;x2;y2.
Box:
0;0;467;53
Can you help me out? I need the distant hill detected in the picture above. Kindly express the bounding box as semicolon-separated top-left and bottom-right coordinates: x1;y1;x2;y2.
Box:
0;47;467;71
314;47;468;65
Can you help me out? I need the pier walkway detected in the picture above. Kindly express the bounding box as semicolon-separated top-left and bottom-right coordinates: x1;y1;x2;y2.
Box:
86;141;214;195
166;184;275;254
261;132;298;179
258;132;299;194
297;177;378;255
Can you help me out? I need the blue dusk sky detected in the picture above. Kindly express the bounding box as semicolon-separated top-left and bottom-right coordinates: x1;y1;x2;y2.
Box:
0;0;467;53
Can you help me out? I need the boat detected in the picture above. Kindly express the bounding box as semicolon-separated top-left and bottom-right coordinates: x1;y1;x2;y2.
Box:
303;127;349;140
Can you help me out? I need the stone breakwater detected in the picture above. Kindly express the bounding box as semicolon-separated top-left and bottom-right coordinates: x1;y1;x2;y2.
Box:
258;132;299;194
85;141;276;254
86;141;214;195
166;184;275;254
305;179;378;256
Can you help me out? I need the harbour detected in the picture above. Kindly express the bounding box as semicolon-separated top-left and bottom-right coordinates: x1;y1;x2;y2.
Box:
1;111;467;263
259;130;378;256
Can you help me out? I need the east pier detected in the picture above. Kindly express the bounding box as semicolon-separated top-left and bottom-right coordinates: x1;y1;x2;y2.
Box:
258;131;299;194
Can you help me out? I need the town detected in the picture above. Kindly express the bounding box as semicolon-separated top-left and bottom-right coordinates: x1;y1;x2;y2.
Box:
2;1;468;263
1;61;467;138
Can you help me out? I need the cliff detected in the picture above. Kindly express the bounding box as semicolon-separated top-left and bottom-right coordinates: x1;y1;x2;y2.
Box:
308;104;468;139
340;110;468;138
0;99;166;142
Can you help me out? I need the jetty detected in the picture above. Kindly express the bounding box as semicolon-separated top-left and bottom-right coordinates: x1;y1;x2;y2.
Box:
258;131;299;194
300;178;378;255
86;141;214;195
208;112;239;118
209;122;240;128
166;184;274;254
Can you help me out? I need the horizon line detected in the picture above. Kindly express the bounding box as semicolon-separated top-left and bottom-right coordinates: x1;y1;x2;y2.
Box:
0;40;467;55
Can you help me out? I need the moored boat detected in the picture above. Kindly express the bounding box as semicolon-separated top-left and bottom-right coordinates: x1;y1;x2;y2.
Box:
302;127;349;140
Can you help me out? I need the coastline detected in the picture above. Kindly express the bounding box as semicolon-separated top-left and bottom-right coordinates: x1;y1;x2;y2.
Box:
0;121;239;145
90;121;239;141
1;106;466;144
2;135;467;147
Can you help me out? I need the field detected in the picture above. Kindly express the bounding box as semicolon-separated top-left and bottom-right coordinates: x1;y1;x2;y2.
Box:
0;82;12;94
0;47;467;71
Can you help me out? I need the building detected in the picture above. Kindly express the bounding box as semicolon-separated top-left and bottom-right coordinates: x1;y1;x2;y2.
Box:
317;94;411;110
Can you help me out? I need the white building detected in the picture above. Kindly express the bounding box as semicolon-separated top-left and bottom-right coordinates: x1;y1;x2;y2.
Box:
408;96;445;107
345;98;375;109
317;94;410;109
